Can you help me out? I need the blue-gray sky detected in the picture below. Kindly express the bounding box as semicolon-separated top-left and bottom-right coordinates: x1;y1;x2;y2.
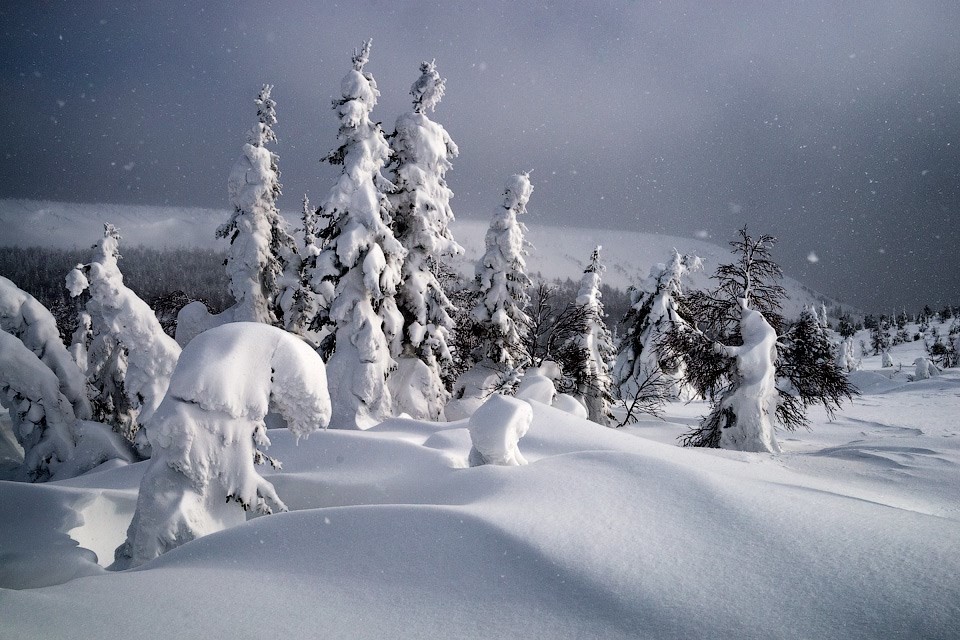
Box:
2;1;959;312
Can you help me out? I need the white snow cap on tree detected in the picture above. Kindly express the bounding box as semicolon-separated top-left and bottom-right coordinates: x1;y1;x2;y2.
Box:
468;394;532;467
69;224;181;448
0;276;91;421
311;39;406;429
472;173;534;368
388;58;463;421
114;323;331;569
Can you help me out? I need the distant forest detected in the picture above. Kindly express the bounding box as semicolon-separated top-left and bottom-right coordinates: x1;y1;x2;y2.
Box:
0;245;633;341
0;246;231;338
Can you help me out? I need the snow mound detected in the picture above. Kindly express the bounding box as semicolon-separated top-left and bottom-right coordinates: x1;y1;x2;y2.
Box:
468;394;532;466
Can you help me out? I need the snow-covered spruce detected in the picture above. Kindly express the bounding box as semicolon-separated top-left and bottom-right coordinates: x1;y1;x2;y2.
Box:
113;323;331;569
0;276;91;421
913;356;939;380
281;194;323;339
177;85;299;345
560;246;616;425
447;175;533;420
387;60;464;421
309;40;406;429
68;224;181;450
471;173;533;369
614;249;702;408
467;394;532;467
0;330;135;482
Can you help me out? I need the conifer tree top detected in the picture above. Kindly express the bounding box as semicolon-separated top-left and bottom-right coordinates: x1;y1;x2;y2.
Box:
410;60;446;114
248;84;277;147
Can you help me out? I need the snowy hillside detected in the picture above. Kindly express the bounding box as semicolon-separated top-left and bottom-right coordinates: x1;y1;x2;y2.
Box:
1;327;958;638
0;198;846;319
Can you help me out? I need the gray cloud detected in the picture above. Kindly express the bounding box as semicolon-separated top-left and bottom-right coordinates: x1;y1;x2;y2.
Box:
2;0;958;311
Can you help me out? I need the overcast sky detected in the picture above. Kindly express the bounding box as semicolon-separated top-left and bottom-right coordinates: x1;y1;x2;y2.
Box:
2;1;958;312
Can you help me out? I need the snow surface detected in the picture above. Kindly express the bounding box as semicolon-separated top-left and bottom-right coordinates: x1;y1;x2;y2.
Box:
1;328;958;638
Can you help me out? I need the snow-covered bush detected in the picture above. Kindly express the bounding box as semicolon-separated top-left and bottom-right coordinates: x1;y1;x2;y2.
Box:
467;394;532;467
113;323;331;569
560;247;616;425
516;362;561;405
68;225;181;450
387;60;464;421
310;40;406;429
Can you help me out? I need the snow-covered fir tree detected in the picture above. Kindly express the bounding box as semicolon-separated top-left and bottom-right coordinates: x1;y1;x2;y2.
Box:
445;174;533;421
387;60;464;420
67;224;181;451
217;84;299;327
114;323;330;569
870;316;892;356
0;277;134;481
281;194;322;338
614;249;702;412
559;246;615;425
310;40;406;429
472;173;534;368
665;228;854;452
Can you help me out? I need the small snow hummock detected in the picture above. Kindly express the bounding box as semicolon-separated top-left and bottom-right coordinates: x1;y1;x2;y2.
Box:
113;323;331;569
913;357;939;381
467;394;532;467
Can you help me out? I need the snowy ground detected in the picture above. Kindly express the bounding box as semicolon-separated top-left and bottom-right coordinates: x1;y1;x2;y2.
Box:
1;331;958;639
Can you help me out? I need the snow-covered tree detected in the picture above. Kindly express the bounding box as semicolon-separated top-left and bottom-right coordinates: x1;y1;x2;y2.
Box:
281;194;322;338
0;276;134;481
467;394;531;467
614;249;702;409
113;323;331;569
387;60;464;421
472;173;533;368
309;40;406;429
446;174;533;420
0;276;91;421
870;317;892;356
219;83;298;325
559;246;615;425
68;225;181;450
177;85;299;345
665;228;854;452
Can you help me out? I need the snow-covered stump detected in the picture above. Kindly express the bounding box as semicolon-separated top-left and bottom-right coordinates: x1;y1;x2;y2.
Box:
113;323;331;569
467;395;532;467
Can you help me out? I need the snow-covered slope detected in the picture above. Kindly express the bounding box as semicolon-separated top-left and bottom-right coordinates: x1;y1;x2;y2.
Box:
1;331;959;638
0;198;843;319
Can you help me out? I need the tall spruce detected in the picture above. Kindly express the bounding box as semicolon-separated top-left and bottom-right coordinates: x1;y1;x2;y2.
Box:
218;84;298;327
310;40;406;429
387;60;464;420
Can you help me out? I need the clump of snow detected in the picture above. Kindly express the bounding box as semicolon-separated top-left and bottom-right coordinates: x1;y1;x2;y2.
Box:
516;363;559;405
114;323;330;568
467;394;532;467
445;361;511;422
912;356;939;380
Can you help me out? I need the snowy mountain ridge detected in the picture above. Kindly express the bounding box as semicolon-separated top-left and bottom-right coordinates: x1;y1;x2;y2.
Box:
0;198;847;319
